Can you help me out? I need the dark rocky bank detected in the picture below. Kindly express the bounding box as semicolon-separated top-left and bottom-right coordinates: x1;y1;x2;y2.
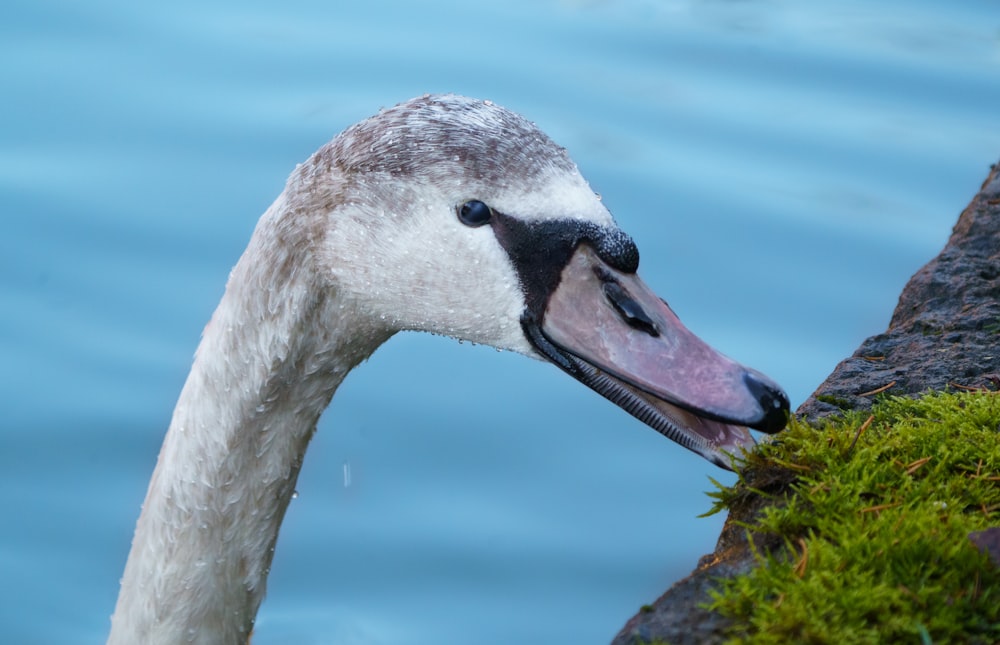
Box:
611;160;1000;645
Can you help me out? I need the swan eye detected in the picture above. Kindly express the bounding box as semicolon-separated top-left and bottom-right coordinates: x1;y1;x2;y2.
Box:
457;200;493;227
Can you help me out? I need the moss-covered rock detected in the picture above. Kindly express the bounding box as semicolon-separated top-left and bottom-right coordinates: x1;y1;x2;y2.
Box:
708;391;1000;644
613;161;1000;645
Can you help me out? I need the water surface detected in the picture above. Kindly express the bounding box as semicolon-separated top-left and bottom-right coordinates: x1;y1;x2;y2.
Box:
2;1;999;643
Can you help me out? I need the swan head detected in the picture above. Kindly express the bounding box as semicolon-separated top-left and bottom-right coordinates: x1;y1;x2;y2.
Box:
308;94;788;469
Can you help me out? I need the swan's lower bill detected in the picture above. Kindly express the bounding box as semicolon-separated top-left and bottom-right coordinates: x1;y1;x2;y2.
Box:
524;245;788;470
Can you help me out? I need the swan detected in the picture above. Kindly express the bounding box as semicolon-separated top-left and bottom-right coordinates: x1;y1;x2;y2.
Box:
108;94;788;644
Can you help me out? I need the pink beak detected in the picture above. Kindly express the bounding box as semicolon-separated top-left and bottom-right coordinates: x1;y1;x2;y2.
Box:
524;245;788;470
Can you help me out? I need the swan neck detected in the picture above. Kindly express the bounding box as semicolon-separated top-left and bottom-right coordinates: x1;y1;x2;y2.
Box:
109;197;390;644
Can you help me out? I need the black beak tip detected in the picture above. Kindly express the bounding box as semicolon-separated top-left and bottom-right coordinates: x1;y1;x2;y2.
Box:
743;370;790;434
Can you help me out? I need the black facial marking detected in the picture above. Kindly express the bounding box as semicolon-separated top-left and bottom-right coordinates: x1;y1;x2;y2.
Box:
457;200;493;227
489;211;639;320
593;227;639;274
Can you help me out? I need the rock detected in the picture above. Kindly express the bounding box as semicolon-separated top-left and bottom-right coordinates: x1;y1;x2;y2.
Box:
611;160;1000;645
798;161;1000;420
969;527;1000;568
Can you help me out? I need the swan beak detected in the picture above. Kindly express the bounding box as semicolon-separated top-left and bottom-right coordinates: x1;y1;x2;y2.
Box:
523;244;789;470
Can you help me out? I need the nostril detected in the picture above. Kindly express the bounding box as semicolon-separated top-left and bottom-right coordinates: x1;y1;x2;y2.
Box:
601;281;659;337
743;370;790;434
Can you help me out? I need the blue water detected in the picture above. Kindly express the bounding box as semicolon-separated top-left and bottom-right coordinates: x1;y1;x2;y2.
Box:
2;1;999;643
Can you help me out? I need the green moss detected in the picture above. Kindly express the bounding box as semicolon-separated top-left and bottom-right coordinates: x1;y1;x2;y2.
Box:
707;391;1000;645
815;393;853;410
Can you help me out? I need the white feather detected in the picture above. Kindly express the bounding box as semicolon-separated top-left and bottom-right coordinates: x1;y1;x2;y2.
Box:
108;95;615;644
